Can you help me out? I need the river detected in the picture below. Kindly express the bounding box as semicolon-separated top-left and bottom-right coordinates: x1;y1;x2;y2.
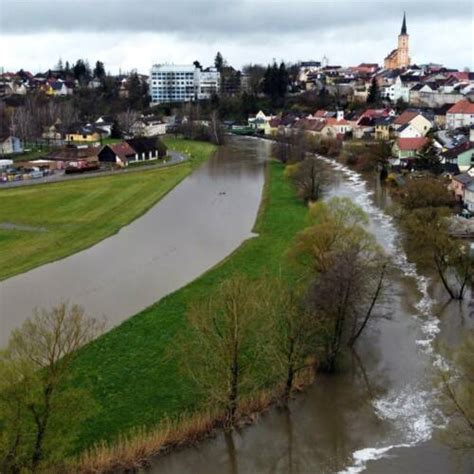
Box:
144;144;474;474
1;137;472;472
0;136;268;347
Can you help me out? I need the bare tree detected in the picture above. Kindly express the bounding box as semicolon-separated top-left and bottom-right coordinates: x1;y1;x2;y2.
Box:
177;275;272;426
292;198;386;372
117;108;140;138
439;334;474;449
0;304;103;472
404;208;474;300
242;64;266;95
266;278;318;400
11;106;34;144
290;156;329;203
209;109;225;145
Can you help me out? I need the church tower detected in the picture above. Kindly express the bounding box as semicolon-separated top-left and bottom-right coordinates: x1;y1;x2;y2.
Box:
397;12;410;68
384;12;412;69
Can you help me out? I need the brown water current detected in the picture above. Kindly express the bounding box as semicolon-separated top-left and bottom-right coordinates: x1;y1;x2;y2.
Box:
1;137;472;472
144;149;474;474
0;136;268;347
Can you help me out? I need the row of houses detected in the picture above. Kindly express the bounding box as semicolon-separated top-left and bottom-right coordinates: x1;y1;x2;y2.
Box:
41;114;168;144
247;100;474;173
0;69;149;99
11;136;168;173
297;60;474;109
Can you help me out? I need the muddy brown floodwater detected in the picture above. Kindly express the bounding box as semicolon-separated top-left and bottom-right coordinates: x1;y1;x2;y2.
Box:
144;150;474;474
1;138;472;473
0;136;268;347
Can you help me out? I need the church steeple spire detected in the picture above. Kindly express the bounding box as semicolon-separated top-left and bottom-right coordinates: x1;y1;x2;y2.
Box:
401;12;407;35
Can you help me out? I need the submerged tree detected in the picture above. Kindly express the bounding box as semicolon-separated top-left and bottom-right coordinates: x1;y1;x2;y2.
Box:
292;198;387;371
289;156;329;203
439;334;474;448
403;207;473;300
0;304;103;472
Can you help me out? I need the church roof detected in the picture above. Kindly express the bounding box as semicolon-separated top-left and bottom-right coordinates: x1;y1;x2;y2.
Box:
384;49;398;60
401;12;407;35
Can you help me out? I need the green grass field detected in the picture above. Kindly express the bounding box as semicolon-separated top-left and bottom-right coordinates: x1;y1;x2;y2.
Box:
69;160;308;452
0;138;215;281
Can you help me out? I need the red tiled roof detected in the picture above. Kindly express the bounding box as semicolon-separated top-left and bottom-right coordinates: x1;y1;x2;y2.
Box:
109;142;136;160
268;118;281;128
292;118;326;132
447;99;474;115
394;110;419;125
314;110;328;118
360;108;389;120
397;137;428;151
326;117;350;126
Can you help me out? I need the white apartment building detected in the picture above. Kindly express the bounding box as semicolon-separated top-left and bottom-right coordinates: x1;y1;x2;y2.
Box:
150;65;220;105
197;67;220;100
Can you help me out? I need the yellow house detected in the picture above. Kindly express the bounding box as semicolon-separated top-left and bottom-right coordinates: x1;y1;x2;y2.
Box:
374;117;393;140
66;131;102;143
65;125;105;143
263;118;281;136
41;83;54;96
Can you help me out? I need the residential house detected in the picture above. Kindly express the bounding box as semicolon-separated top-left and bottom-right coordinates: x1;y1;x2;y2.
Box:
65;124;107;143
392;137;428;162
446;100;474;130
131;116;167;137
374;116;394;140
125;136;167;162
351;109;393;139
398;122;423;138
0;135;23;155
278;114;299;136
297;61;322;84
324;116;351;136
456;144;474;173
433;104;452;128
383;75;410;102
49;81;69;96
263;118;281;137
46;145;100;167
98;142;136;167
450;173;474;202
350;63;379;75
292;118;327;137
248;110;275;131
7;82;28;96
393;110;432;136
93;116;115;136
439;142;469;174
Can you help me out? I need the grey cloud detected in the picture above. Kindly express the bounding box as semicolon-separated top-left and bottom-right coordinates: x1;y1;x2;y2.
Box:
1;0;471;37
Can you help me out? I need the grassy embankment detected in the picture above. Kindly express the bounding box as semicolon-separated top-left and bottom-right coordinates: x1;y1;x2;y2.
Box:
0;138;215;281
68;160;308;468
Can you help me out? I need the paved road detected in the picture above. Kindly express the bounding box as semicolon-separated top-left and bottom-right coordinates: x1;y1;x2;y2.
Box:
0;151;187;189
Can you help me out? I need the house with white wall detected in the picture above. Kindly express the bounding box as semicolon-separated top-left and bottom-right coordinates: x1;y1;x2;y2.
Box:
446;100;474;130
393;110;432;136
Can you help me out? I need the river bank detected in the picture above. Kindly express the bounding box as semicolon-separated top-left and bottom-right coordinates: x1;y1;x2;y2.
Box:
142;151;473;474
0;138;215;281
65;157;308;460
4;137;472;473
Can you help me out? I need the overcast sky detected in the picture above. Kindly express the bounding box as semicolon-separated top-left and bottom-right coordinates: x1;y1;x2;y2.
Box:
0;0;473;74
